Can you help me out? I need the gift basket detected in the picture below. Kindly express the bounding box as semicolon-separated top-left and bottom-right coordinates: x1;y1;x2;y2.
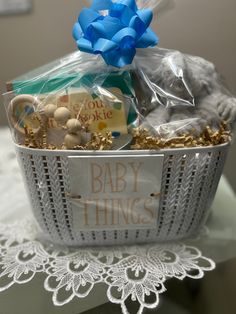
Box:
3;0;236;246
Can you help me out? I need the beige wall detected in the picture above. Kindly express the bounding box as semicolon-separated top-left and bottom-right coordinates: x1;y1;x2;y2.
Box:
0;0;236;188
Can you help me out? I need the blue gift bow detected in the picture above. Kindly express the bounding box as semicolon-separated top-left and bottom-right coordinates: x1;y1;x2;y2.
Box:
73;0;159;68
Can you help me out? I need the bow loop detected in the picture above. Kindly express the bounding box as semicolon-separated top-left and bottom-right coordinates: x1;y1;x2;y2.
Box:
86;22;106;41
78;8;101;33
73;0;158;67
91;0;113;11
112;28;137;45
118;0;138;11
137;9;153;28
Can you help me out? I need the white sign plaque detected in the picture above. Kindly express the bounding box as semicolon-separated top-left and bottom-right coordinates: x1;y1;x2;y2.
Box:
0;0;32;15
68;154;164;231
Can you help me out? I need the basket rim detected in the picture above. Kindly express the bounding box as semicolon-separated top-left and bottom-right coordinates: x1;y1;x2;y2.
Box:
14;141;231;156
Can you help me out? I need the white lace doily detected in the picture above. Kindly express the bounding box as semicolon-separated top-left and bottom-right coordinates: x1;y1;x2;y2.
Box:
0;128;217;314
0;217;215;314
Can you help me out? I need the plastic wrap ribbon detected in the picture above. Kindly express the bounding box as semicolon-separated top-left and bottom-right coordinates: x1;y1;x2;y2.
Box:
73;0;158;67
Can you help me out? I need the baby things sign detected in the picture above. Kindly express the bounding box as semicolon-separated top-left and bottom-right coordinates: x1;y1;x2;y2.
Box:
68;154;164;231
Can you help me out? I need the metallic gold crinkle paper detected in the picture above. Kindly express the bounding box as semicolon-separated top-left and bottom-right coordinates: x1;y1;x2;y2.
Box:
23;122;231;151
131;122;231;150
84;132;113;151
23;127;113;151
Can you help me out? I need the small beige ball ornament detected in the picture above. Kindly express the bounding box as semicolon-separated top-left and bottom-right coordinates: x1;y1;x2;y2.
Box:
66;119;82;134
54;107;71;125
44;104;57;118
64;133;81;149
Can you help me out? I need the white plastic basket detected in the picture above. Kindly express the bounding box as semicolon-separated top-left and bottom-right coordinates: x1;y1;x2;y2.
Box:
15;143;229;246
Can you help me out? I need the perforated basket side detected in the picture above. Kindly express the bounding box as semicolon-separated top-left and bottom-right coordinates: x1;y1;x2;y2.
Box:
15;143;229;246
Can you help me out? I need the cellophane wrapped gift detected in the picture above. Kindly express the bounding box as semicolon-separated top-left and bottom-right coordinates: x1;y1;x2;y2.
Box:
3;0;236;246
